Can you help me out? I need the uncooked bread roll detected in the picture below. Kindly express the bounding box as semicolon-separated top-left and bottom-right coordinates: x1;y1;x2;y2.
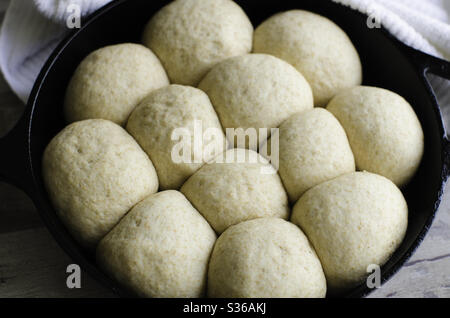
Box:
64;43;169;126
42;119;159;247
208;218;327;298
291;172;408;291
97;191;216;298
253;10;362;107
262;108;355;203
181;149;289;233
327;86;424;187
198;54;314;148
127;85;227;190
142;0;253;86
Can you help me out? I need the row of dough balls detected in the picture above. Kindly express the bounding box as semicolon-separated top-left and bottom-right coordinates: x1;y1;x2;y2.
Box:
42;0;425;297
62;0;424;190
64;0;362;128
46;82;423;242
91;167;408;297
42;114;416;297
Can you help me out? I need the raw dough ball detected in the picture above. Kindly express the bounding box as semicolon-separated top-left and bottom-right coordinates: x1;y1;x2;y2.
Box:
64;43;169;126
208;218;326;298
327;86;424;187
97;191;216;298
262;108;355;203
198;53;313;148
142;0;253;86
181;149;289;233
42;119;159;248
127;85;227;190
291;172;408;291
253;10;362;107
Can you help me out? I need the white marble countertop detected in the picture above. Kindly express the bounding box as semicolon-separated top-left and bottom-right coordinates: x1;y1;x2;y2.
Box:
0;0;448;298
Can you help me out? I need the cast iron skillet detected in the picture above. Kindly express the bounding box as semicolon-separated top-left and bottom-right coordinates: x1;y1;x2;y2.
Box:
0;0;450;298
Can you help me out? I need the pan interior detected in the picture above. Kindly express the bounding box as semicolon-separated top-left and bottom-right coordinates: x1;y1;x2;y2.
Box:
27;0;445;297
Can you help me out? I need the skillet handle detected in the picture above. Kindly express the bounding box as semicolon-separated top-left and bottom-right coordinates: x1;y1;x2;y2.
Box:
408;48;450;180
412;50;450;81
0;113;34;196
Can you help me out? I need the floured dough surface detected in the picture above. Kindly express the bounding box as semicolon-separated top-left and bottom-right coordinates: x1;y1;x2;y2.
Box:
64;43;169;126
327;86;424;187
291;172;408;291
143;0;253;85
97;191;216;297
181;149;289;233
254;10;362;106
42;119;159;247
198;53;313;147
208;218;327;298
262;108;355;203
127;85;227;190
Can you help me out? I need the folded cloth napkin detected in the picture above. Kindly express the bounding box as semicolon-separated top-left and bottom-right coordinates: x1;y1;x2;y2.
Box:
0;0;449;104
332;0;450;59
0;0;112;103
332;0;450;121
34;0;112;24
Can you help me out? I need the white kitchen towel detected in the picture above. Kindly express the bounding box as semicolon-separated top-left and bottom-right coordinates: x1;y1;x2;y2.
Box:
0;0;449;104
332;0;450;125
34;0;112;24
332;0;450;59
0;0;112;103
